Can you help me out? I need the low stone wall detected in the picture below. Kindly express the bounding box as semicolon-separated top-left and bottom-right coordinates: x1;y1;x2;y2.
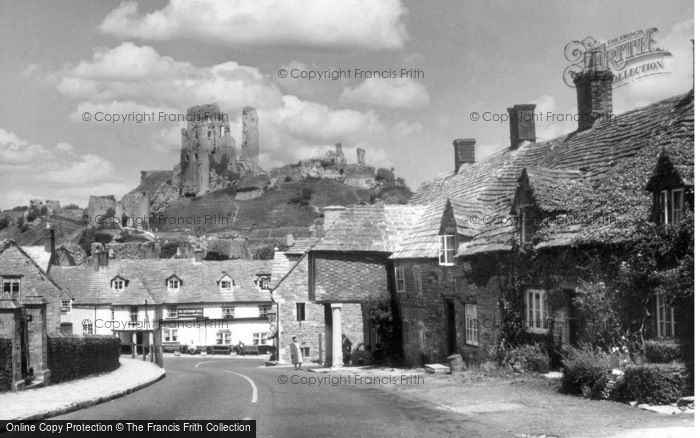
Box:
47;334;120;384
0;337;12;391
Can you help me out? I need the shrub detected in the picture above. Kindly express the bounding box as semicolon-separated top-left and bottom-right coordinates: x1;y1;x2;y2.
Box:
642;340;682;364
159;242;179;259
621;363;688;404
500;343;550;373
560;344;617;397
64;203;81;210
0;216;8;231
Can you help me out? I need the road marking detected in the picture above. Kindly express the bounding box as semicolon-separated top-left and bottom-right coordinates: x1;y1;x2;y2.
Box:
226;371;258;404
193;360;258;404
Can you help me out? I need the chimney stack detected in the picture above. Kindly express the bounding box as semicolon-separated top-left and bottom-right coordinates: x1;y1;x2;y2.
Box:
44;223;55;254
574;48;613;131
452;138;476;173
286;233;295;247
507;104;537;149
323;206;347;232
193;248;205;263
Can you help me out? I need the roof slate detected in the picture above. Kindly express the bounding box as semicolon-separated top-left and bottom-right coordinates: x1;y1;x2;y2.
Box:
313;205;426;253
393;90;694;259
50;259;272;305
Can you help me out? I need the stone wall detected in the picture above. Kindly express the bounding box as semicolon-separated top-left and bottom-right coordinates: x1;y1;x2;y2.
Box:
120;192;150;229
47;334;120;384
106;242;161;260
0;337;12;391
87;195;120;227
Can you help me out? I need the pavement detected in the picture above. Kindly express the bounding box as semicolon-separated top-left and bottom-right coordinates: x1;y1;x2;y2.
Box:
0;356;165;421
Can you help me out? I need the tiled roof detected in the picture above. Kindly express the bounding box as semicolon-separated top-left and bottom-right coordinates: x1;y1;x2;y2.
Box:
50;259;272;305
393;90;694;259
313;204;425;253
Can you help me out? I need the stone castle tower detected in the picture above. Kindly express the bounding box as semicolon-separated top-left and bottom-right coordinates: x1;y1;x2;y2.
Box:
178;103;236;197
241;106;259;166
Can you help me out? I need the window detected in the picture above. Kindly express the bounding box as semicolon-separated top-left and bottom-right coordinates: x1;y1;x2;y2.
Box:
167;278;180;290
129;306;138;325
2;277;21;300
167;306;178;319
413;266;422;294
164;328;178;342
222;307;235;319
110;307;115;321
60;299;71;313
253;332;269;345
216;330;231;345
395;266;405;293
82;320;93;335
301;347;310;357
438;235;456;265
220;279;233;291
296;303;306;321
525;289;548;333
258;304;272;318
656;294;676;338
659;189;685;225
464;303;479;346
112;279;125;291
520;207;536;244
418;323;425;352
257;276;271;290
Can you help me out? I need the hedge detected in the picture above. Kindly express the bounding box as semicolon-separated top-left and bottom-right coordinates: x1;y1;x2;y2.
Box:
642;340;682;364
619;363;688;404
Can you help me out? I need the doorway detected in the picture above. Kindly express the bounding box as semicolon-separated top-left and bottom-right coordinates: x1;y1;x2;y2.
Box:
445;299;456;355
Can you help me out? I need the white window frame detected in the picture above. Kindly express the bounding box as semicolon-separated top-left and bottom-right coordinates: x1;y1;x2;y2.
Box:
60;299;71;313
525;289;548;334
253;332;269;345
216;330;231;345
129;306;138;325
110;307;115;321
413;266;423;294
656;293;676;338
258;304;272;318
164;328;178;342
82;320;93;335
112;279;125;291
671;188;684;224
222;306;235;319
659;190;669;224
520;207;535;244
395;266;405;293
464;303;479;346
167;278;180;291
438;234;456;266
220;279;233;291
166;306;178;319
3;277;21;301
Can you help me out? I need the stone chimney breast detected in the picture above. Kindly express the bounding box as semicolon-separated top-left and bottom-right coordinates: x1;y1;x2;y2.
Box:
507;104;537;149
453;138;476;173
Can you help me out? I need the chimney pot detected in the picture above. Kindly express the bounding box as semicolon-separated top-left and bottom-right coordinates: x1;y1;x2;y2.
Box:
452;138;476;173
507;104;537;149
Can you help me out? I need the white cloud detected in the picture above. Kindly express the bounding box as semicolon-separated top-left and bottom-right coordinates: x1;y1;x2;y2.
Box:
339;78;429;108
99;0;408;51
0;128;129;208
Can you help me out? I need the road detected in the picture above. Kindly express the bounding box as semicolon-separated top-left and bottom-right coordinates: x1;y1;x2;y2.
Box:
55;357;505;438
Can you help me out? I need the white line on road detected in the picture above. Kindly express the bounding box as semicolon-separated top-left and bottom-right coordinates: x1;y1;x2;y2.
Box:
226;371;258;404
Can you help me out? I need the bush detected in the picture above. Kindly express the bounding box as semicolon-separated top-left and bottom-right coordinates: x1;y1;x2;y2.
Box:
500;343;550;373
0;216;8;231
561;344;617;397
642;340;682;364
621;363;688;404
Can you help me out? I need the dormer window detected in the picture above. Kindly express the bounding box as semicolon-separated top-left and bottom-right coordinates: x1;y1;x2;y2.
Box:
219;274;234;292
256;275;271;290
659;188;684;225
111;277;126;291
438;235;456;266
2;277;21;300
60;299;71;313
519;206;536;244
166;276;181;291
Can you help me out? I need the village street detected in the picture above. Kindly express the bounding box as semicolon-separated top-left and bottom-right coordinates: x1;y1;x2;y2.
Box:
50;356;693;438
53;357;500;438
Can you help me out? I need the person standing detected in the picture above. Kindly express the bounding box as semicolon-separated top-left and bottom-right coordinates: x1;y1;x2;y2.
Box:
290;336;302;370
342;333;352;367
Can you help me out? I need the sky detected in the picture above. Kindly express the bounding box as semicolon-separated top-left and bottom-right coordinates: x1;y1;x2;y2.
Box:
0;0;694;208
